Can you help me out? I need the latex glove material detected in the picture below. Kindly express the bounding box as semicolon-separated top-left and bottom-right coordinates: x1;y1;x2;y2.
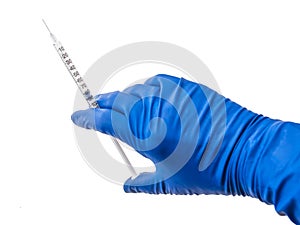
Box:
71;74;300;224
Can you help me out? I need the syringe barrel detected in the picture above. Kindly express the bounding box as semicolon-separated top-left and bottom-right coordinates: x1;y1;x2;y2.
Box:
52;42;99;108
46;27;138;177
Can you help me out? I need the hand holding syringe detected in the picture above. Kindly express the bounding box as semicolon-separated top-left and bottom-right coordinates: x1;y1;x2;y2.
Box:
46;20;300;224
42;20;137;178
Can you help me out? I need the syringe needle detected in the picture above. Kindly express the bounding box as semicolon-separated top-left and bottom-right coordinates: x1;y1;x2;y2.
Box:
42;19;52;34
43;20;138;178
42;19;57;42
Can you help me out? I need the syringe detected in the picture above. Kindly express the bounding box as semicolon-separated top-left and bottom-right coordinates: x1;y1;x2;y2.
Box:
43;19;137;178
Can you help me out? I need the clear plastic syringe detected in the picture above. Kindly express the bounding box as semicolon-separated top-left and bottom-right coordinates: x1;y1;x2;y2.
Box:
43;19;137;178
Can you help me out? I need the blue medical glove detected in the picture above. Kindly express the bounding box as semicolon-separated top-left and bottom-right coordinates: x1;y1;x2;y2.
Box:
71;74;300;224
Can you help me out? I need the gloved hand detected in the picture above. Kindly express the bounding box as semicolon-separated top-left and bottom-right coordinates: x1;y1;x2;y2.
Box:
71;74;300;224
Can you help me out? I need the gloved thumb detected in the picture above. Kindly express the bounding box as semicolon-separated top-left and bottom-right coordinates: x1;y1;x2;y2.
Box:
124;172;164;194
71;108;116;137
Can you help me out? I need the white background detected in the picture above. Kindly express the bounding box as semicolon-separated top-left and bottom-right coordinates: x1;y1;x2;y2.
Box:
0;0;299;224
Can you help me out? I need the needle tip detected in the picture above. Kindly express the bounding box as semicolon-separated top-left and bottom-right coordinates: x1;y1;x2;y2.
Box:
42;19;51;34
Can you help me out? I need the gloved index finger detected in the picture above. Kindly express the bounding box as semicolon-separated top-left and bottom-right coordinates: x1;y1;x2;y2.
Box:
144;74;181;87
123;84;160;99
94;91;119;109
95;91;140;115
